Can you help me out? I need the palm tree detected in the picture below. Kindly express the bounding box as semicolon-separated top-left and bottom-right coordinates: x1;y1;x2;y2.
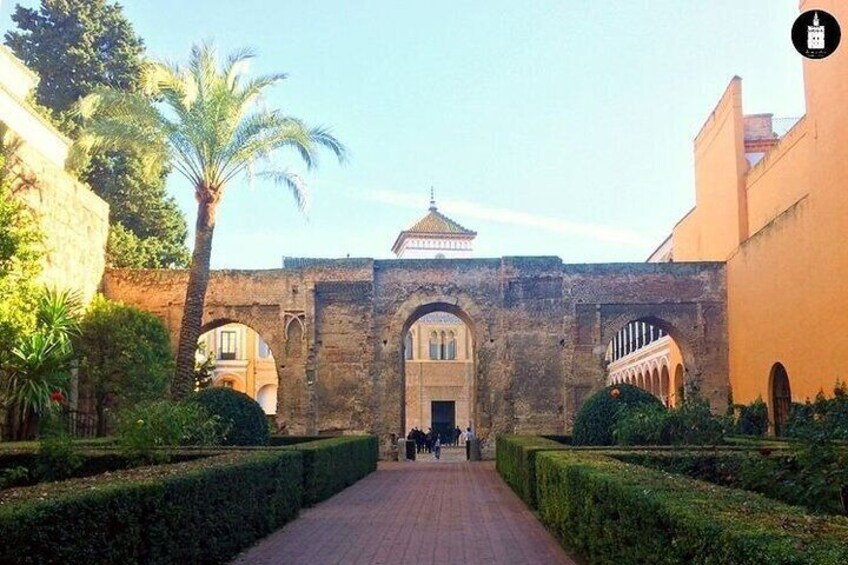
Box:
74;43;345;398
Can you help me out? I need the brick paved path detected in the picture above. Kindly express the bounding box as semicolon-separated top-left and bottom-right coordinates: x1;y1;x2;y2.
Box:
232;461;576;564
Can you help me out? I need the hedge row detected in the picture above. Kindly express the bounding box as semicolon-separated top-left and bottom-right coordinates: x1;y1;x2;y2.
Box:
0;450;212;489
495;435;568;507
268;435;325;446
612;450;848;516
0;436;379;564
0;450;302;564
535;451;848;564
287;436;379;505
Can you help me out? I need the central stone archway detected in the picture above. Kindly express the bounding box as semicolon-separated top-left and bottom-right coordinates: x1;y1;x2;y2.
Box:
103;257;729;454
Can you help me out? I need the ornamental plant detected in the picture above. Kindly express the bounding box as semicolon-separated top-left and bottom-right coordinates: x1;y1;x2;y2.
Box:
193;387;269;446
117;400;225;462
1;289;80;440
572;384;662;445
76;295;173;436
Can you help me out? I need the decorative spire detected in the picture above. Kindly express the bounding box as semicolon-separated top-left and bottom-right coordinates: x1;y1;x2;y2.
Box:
429;186;437;211
813;12;820;27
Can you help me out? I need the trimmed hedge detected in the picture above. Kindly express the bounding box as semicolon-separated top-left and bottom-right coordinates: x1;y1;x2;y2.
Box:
0;450;303;564
269;435;325;446
0;449;212;489
193;388;269;446
535;450;848;564
495;435;568;508
287;436;379;505
0;436;380;563
572;384;662;445
613;450;848;516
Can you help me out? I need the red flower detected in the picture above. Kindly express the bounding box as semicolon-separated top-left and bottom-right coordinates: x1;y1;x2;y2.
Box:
50;390;65;403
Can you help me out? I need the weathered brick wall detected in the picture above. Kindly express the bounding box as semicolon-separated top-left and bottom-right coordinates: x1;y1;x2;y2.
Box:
13;144;109;303
103;257;728;453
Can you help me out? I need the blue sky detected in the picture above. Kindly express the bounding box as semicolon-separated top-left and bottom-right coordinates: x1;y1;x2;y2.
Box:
1;1;806;267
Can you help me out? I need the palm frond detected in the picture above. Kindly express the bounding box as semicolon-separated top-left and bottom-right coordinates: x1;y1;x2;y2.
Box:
257;169;309;211
74;40;345;204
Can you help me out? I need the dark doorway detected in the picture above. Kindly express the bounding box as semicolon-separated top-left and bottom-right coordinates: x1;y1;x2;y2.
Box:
431;401;456;443
771;363;792;436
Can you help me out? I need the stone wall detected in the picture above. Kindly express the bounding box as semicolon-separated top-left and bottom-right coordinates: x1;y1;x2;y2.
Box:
13;143;109;303
104;257;728;454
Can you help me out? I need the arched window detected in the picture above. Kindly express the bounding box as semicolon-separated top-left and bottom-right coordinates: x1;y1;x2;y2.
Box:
439;331;447;360
429;331;439;360
446;331;457;360
770;363;792;436
404;331;414;360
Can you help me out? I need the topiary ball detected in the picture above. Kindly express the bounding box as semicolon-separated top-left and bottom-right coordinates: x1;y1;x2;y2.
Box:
193;387;270;446
572;384;663;445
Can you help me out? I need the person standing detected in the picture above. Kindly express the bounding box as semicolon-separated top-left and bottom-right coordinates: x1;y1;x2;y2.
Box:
454;426;462;446
464;427;475;460
434;436;441;460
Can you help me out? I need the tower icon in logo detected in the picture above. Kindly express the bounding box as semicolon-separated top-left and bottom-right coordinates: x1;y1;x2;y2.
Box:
793;9;840;59
808;12;825;50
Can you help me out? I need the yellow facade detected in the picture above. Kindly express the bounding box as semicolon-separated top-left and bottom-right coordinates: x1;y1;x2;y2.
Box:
664;0;848;428
198;323;279;414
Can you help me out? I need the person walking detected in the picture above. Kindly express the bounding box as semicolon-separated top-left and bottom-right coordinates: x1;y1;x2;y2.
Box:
454;426;462;446
434;436;441;460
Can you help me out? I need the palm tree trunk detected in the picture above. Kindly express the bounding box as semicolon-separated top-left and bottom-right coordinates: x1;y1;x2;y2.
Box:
173;191;218;399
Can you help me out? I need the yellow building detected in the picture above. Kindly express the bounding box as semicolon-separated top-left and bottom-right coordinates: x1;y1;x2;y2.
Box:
395;194;475;439
198;324;279;415
654;0;848;434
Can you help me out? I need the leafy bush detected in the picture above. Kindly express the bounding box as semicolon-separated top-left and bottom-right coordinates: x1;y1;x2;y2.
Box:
535;450;848;564
613;449;848;516
117;400;224;461
37;421;82;481
76;295;173;436
287;436;379;505
0;148;42;361
614;397;725;446
2;289;80;440
496;435;568;507
787;383;848;441
193;387;269;446
0;450;303;564
735;397;769;436
572;384;662;445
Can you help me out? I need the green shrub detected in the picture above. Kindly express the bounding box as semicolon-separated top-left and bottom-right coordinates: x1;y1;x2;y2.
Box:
287;436;378;505
572;384;662;445
0;450;303;564
269;435;325;446
614;398;725;446
193;388;269;446
76;295;173;436
787;383;848;441
535;450;848;564
496;435;568;507
117;400;224;461
37;424;83;481
736;397;769;436
612;449;848;516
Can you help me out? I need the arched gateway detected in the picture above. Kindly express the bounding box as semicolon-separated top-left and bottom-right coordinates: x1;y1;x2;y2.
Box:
103;257;728;453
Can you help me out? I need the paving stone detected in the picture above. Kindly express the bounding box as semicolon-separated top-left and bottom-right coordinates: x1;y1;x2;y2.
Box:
232;461;576;565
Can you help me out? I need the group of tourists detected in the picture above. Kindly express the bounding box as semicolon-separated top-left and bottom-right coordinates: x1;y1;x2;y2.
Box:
406;426;475;460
